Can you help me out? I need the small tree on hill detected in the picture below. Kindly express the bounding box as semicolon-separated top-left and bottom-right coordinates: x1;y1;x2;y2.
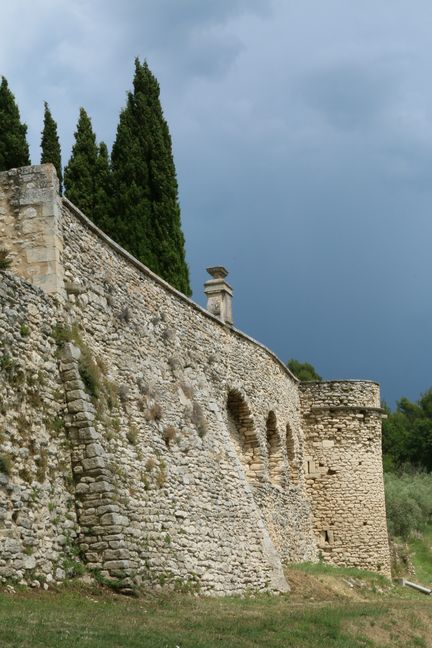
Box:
383;389;432;472
40;102;62;193
111;59;191;295
287;359;322;381
0;76;30;171
64;107;98;216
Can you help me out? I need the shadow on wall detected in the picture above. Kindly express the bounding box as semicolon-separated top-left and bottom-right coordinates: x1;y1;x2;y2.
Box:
226;389;300;488
266;411;283;486
287;423;299;484
227;389;263;484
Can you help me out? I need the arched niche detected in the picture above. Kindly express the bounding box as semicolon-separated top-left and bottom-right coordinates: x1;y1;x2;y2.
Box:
227;389;263;484
286;423;299;483
266;411;283;485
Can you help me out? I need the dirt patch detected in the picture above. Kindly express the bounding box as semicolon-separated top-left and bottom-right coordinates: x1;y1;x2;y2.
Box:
343;603;432;647
285;567;387;604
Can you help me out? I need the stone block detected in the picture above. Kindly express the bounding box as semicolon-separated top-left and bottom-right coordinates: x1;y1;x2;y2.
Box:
100;513;129;527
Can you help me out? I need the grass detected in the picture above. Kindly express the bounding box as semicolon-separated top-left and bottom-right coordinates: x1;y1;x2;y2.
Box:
0;565;431;647
409;524;432;585
0;588;389;648
291;562;390;585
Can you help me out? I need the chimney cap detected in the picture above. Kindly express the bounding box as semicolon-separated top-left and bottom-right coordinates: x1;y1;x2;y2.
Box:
206;266;228;280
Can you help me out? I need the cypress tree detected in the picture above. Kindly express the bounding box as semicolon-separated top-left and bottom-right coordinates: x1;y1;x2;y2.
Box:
111;59;191;296
64;107;98;216
40;102;63;193
93;142;112;233
0;76;30;171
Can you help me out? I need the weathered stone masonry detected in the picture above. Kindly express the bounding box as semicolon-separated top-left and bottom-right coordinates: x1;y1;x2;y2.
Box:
301;381;390;574
0;164;391;592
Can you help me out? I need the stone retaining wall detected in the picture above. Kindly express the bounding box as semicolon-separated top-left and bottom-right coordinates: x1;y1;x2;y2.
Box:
0;164;391;592
58;197;317;593
0;273;78;586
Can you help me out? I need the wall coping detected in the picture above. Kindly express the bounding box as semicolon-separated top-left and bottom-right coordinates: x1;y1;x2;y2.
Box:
63;196;380;392
0;164;380;394
299;380;380;387
62;196;299;385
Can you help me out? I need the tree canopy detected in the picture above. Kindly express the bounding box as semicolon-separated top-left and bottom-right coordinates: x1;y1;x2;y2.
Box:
0;76;30;171
93;142;112;233
111;58;191;295
40;102;62;193
287;359;322;381
64;108;99;216
382;389;432;472
3;61;192;296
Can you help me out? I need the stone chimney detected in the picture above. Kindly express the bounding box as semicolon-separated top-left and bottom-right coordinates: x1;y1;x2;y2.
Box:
204;266;233;325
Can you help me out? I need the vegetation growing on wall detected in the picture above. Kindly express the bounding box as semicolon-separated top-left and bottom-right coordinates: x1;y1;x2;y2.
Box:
0;249;11;271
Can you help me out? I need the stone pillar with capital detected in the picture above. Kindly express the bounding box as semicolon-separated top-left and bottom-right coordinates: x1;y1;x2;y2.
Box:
204;266;233;325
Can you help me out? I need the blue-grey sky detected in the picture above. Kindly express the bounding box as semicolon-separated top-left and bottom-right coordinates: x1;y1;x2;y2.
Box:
2;0;432;406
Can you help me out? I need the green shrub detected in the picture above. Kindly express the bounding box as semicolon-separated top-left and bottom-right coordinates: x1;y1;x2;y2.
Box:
46;416;65;436
51;324;73;348
0;248;12;271
19;467;32;483
0;355;16;372
35;449;48;483
162;425;177;447
20;323;30;337
126;425;139;445
78;347;100;399
156;459;167;488
0;453;12;476
145;403;162;421
385;471;432;539
191;402;208;438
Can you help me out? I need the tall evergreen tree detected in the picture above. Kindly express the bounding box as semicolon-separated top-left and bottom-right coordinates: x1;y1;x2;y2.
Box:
111;59;191;296
0;77;30;171
40;102;62;193
64;107;98;216
93;142;112;232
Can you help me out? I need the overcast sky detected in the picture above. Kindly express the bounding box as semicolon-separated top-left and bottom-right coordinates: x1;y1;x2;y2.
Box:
2;0;432;406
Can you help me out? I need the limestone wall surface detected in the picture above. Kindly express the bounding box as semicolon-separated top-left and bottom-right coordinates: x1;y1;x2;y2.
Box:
300;381;391;577
0;166;64;297
58;198;317;593
0;273;79;586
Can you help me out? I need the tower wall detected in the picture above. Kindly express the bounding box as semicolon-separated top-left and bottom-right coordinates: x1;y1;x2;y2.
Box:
300;381;391;576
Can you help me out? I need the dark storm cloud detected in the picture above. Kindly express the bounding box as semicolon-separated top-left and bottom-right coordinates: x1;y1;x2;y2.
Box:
297;61;400;130
2;0;432;405
97;0;270;79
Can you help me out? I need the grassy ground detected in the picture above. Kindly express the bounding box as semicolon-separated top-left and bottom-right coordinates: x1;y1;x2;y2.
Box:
409;524;432;585
0;565;431;648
